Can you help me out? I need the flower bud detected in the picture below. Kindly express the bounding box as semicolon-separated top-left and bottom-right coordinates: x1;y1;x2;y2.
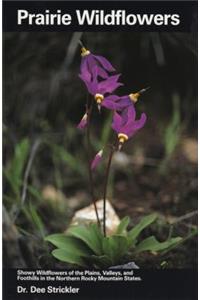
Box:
91;150;103;170
77;113;88;130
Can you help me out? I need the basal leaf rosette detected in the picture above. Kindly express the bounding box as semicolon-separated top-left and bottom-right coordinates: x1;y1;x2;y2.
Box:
45;214;182;268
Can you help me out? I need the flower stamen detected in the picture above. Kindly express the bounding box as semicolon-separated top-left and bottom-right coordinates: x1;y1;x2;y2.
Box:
81;47;91;57
129;87;150;103
118;133;128;150
95;93;104;104
129;92;140;103
95;94;104;111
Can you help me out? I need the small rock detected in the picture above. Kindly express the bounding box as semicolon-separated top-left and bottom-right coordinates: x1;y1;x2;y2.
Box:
109;262;139;269
69;199;120;235
182;138;197;163
42;185;66;203
113;152;130;167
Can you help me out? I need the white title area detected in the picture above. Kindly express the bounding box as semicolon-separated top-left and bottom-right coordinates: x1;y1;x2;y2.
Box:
17;9;180;26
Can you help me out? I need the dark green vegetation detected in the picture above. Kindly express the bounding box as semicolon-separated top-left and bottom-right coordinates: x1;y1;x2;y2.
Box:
3;32;197;268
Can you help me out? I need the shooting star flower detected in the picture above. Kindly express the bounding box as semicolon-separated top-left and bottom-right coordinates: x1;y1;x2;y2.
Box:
80;66;123;111
80;47;116;82
112;105;147;150
102;88;150;111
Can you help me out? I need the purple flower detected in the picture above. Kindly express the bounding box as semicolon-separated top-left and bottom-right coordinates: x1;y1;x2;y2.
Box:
80;47;115;82
112;106;147;149
80;66;123;109
80;66;123;96
102;91;147;111
91;150;103;170
102;95;132;111
77;113;88;130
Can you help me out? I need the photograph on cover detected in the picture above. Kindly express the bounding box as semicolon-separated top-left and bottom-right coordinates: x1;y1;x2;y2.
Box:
3;32;197;270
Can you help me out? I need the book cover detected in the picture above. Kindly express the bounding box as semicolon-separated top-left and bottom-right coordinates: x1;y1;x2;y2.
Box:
2;0;198;299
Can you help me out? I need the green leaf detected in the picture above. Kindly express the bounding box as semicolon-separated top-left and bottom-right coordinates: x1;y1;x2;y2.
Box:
45;234;92;257
102;235;129;264
161;227;197;255
91;223;104;240
90;255;112;268
4;138;30;195
51;144;85;176
134;236;182;254
27;186;42;202
164;94;181;156
128;214;157;244
67;224;103;255
116;216;130;234
52;249;87;267
29;204;45;238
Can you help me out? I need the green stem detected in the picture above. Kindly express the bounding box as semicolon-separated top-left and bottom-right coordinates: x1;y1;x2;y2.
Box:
86;96;101;227
102;145;115;237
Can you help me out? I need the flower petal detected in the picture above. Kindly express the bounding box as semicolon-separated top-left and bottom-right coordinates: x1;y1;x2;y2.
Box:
124;112;147;137
91;66;99;84
101;95;121;110
102;99;120;110
104;95;120;102
79;74;97;95
96;67;109;79
119;105;135;126
118;96;132;107
93;55;116;72
127;105;136;122
87;55;109;79
133;113;147;130
98;74;123;94
112;112;122;133
114;96;132;111
102;95;130;111
80;57;91;82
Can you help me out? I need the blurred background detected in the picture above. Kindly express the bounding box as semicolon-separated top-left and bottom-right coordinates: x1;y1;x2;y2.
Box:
3;32;197;268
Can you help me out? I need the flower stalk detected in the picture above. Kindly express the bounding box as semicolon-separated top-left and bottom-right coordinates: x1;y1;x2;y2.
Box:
78;41;147;235
85;95;101;227
102;144;116;236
